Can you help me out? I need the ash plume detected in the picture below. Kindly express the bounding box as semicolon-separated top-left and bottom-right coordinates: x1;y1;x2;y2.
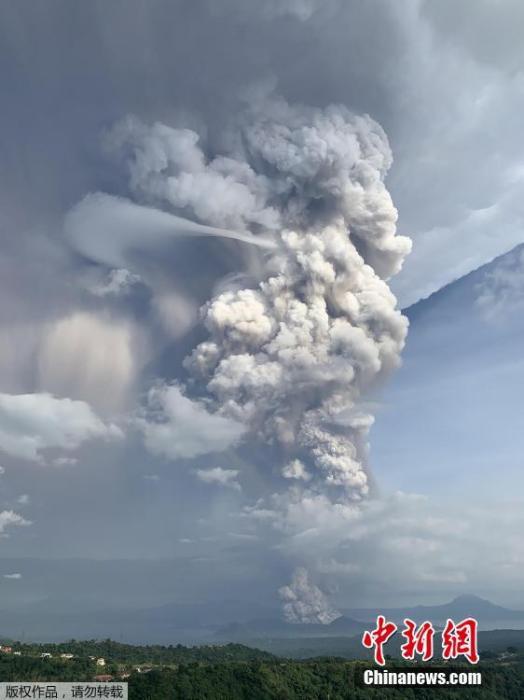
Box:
180;95;411;504
279;567;340;624
71;93;411;622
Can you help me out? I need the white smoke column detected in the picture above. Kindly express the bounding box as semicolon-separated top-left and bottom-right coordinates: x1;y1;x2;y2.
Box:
279;567;340;624
102;95;411;621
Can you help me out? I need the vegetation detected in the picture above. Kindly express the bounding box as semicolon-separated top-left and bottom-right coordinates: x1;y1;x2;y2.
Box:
128;659;524;699
7;639;274;665
1;640;524;698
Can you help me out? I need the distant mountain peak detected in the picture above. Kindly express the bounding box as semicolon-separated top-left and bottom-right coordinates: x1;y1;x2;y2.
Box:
451;594;486;604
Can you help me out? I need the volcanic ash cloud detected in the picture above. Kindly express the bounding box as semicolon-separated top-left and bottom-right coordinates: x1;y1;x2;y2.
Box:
103;94;411;503
279;567;341;624
74;93;411;623
178;96;411;505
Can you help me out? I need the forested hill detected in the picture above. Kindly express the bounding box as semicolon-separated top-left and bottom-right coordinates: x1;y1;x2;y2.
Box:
1;639;274;664
1;638;524;698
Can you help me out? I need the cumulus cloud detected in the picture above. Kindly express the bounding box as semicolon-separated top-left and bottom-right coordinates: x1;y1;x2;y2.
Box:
0;511;31;536
0;392;122;463
282;459;311;481
195;467;241;491
88;268;142;297
279;567;340;624
137;383;246;460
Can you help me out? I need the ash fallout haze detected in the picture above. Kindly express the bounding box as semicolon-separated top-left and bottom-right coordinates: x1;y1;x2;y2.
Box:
1;0;524;638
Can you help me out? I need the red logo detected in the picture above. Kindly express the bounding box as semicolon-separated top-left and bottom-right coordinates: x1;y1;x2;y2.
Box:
401;618;435;662
362;615;397;666
442;618;479;664
362;616;479;666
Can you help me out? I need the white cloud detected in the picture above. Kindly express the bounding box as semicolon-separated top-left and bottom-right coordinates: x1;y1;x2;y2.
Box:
0;511;31;536
88;268;141;297
242;489;524;607
137;384;246;460
16;494;30;505
3;573;22;580
195;467;241;491
0;392;122;463
282;459;311;481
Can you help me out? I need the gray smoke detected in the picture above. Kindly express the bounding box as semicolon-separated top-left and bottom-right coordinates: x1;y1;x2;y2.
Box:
279;567;340;624
70;93;411;621
180;95;411;503
65;193;274;270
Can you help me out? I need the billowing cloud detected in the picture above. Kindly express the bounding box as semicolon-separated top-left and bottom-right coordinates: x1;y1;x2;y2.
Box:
137;383;246;460
0;392;122;463
282;459;311;482
104;116;280;232
279;567;340;624
89;92;411;621
180;95;410;513
2;0;520;613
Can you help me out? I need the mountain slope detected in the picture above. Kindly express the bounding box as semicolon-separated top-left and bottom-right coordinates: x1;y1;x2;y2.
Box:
343;595;524;626
372;240;524;500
